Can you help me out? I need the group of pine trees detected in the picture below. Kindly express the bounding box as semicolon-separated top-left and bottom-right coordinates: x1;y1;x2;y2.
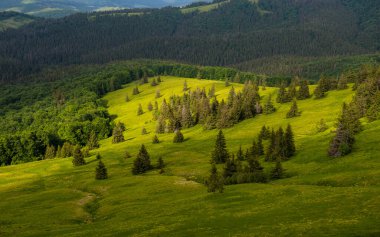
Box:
132;144;165;175
206;128;296;192
313;74;349;99
155;81;262;133
276;78;311;104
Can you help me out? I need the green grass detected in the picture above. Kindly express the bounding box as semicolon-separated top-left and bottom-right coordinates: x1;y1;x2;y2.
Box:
0;14;34;31
0;76;379;236
181;1;229;14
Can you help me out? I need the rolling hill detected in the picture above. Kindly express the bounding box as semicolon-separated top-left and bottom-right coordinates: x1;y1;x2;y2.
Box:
0;75;379;236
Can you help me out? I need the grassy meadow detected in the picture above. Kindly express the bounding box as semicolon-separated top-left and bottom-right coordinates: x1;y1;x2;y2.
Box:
0;76;379;236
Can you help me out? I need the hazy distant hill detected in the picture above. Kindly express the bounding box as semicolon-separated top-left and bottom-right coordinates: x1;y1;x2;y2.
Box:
0;0;204;17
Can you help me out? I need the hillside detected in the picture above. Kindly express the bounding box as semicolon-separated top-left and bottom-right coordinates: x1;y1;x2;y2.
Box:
0;0;202;18
0;11;35;31
1;0;379;82
0;76;379;236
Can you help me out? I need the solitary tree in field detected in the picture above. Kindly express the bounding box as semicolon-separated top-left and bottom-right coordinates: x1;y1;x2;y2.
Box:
72;145;86;166
95;160;108;180
207;163;224;193
211;130;229;164
173;130;184;143
125;94;130;102
132;86;140;95
286;99;300;118
151;78;158;86
152;135;160;144
141;127;148;135
147;102;153;111
155;90;161;99
183;80;188;91
137;104;144;116
132;144;151;175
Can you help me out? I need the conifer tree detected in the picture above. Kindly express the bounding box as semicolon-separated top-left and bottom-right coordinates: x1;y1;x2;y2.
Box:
96;153;101;160
150;78;158;86
132;86;140;95
112;122;125;144
274;127;286;159
236;145;244;161
271;159;284;180
132;144;151;175
157;76;162;83
288;81;297;99
87;131;99;150
316;118;328;132
207;163;224;193
208;84;215;98
141;127;148;135
257;136;264;156
284;124;296;158
247;156;263;173
286;99;300;118
276;83;289;103
251;140;259;158
225;78;230;87
125;94;130;102
147;102;153;111
265;129;276;161
263;94;276;114
152;135;160;144
328;123;355;157
183;80;188;91
56;145;62;158
233;73;241;83
313;85;325;99
156;116;166;134
173;130;184;143
72;145;86;166
259;125;270;140
223;155;237;178
297;80;311;100
211;130;229;164
155;90;161;99
181;104;193;128
157;157;165;169
137;104;144;116
95;160;108;180
44;145;56;159
61;142;73;158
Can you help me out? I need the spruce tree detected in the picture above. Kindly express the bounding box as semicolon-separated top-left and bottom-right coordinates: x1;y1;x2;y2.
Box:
225;78;230;87
132;86;140;95
152;135;160;144
233;73;241;83
61;142;73;158
155;90;161;99
87;131;99;150
257;136;264;156
157;76;162;83
208;84;216;98
313;85;325;99
125;94;130;102
207;163;224;193
183;80;188;91
286;99;300;118
44;145;56;159
141;127;148;135
211;130;229;163
132;144;151;175
137;104;144;116
151;78;158;86
112;122;125;143
96;153;101;160
251;140;259;158
173;130;184;143
263;94;276;114
156;116;166;134
297;80;310;100
147;102;153;111
95;160;108;180
265;129;276;161
236;145;244;161
157;157;165;169
72;145;86;166
276;83;289;103
316;118;328;132
223;155;237;178
271;159;284;180
328;123;355;157
284;124;296;158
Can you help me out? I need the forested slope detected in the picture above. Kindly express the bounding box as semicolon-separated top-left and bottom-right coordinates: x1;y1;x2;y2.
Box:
1;0;379;82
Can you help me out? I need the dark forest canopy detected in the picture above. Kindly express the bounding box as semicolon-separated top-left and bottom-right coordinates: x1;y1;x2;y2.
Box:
0;0;379;82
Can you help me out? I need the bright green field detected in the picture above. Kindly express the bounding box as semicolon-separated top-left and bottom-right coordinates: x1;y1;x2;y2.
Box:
0;76;379;236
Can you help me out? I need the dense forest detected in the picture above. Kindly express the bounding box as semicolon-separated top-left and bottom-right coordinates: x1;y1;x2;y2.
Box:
0;0;379;82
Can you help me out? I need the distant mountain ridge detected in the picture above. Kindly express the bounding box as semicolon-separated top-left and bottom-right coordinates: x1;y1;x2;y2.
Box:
0;0;206;18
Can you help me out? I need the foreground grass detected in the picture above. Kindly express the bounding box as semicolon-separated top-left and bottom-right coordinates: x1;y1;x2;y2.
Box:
0;76;379;236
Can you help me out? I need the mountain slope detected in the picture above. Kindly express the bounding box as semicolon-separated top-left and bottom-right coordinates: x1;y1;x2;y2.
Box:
0;76;379;236
0;0;379;82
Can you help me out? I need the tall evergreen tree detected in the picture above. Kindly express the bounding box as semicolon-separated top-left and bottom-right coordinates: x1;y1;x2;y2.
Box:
87;131;99;150
271;159;284;180
286;99;300;118
297;80;311;100
155;89;161;99
263;94;276;114
257;136;264;156
132;86;140;95
207;163;224;193
313;85;325;99
112;122;125;144
284;124;296;158
173;130;184;143
276;83;289;103
132;144;151;175
156;116;166;134
147;102;153;111
211;130;229;164
125;94;130;102
137;104;144;116
157;157;165;170
183;80;188;91
44;145;56;159
72;145;86;166
95;160;108;180
152;135;160;144
236;145;244;161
